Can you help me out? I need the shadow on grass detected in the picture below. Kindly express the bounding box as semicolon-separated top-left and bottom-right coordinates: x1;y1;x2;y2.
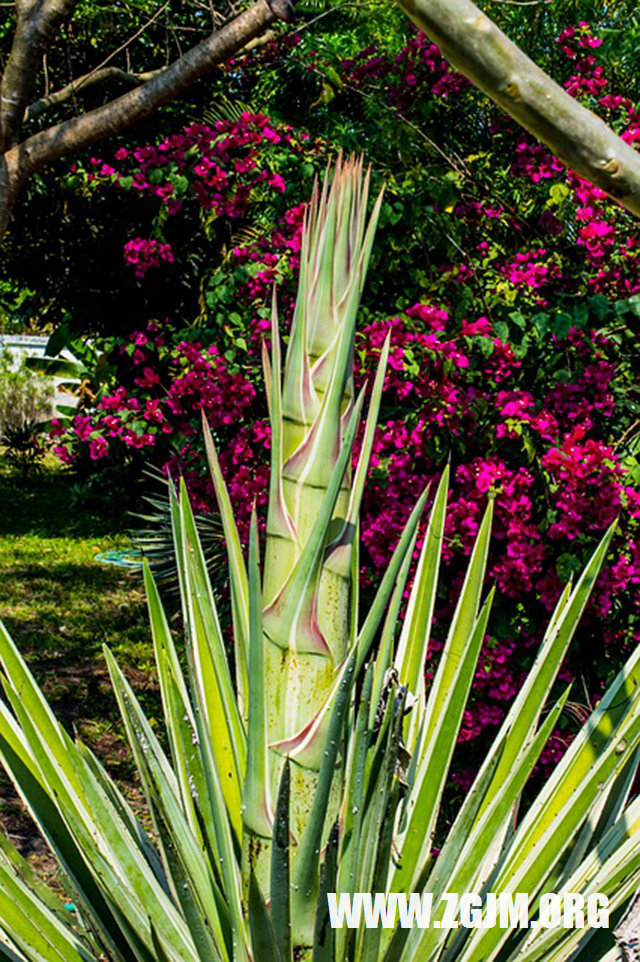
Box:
0;458;132;540
0;459;159;862
2;466;156;726
0;561;145;652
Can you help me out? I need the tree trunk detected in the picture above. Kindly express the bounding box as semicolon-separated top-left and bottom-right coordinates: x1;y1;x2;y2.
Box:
0;151;22;239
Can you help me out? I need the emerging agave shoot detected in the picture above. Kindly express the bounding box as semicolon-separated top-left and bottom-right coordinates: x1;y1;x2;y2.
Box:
0;158;639;962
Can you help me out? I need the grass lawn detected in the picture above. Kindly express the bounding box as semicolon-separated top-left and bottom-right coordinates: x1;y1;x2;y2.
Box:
0;456;154;866
0;462;151;661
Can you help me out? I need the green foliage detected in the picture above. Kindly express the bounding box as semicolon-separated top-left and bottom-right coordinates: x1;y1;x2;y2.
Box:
0;348;53;476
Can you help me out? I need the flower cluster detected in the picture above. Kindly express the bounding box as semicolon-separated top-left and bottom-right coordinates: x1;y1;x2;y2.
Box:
75;113;308;277
340;28;469;111
123;239;175;278
52;324;257;498
354;306;639;769
502;249;562;290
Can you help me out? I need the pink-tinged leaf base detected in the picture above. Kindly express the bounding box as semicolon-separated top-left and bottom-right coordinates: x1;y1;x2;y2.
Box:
263;583;331;657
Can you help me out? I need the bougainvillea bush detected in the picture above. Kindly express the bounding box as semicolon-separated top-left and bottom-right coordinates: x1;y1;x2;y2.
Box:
49;9;640;789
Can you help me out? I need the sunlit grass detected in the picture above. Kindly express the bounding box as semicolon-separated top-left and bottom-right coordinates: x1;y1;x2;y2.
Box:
0;455;155;862
0;456;151;673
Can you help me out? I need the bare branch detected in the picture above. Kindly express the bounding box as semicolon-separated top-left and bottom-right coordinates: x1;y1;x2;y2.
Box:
396;0;640;219
0;143;23;237
25;66;161;121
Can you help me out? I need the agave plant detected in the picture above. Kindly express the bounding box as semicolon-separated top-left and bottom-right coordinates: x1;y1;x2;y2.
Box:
0;158;639;962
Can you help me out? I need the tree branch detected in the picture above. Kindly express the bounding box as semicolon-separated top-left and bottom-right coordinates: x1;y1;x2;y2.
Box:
5;0;280;188
0;0;80;150
25;66;161;121
395;0;640;218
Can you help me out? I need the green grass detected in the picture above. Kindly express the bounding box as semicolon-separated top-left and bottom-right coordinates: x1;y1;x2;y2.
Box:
0;456;154;861
0;457;152;671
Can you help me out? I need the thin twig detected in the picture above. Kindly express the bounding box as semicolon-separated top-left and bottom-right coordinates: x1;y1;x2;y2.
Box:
64;35;80;115
170;23;183;57
613;418;640;452
78;0;171;92
293;0;374;33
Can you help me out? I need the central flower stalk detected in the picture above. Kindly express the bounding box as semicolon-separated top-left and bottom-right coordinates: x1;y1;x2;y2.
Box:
258;157;383;877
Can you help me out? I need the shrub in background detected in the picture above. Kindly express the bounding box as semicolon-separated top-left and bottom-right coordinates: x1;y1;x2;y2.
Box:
0;347;52;477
